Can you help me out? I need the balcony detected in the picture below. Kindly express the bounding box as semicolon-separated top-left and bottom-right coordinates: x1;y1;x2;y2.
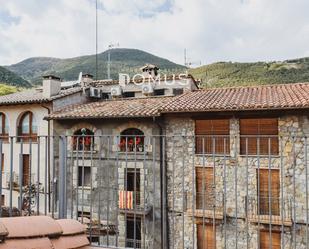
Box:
247;197;292;226
118;191;151;216
125;238;141;249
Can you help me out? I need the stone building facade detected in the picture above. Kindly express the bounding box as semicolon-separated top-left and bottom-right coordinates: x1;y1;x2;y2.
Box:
47;82;309;249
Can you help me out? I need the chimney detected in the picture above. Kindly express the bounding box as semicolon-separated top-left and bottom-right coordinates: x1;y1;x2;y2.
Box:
81;74;94;85
42;75;61;98
141;64;159;78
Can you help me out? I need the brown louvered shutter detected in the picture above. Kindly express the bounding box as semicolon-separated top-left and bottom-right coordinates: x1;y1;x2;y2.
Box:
197;224;216;249
195;119;229;154
260;230;281;249
258;169;280;216
22;155;30;186
196;167;215;209
240;118;278;155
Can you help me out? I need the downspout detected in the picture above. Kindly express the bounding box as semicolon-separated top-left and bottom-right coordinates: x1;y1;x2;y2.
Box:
153;116;169;249
41;104;51;212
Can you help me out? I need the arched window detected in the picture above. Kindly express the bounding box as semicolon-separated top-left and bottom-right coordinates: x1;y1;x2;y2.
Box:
72;128;94;151
119;128;144;152
18;112;37;141
0;113;8;139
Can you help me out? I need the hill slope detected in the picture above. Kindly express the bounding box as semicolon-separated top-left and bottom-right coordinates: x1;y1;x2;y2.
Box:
0;66;31;87
189;58;309;88
6;48;186;84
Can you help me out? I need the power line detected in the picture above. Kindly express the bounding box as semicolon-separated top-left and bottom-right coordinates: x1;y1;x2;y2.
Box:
95;0;98;80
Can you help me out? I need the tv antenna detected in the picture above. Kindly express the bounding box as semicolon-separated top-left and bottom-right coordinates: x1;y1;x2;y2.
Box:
107;43;120;79
184;49;201;68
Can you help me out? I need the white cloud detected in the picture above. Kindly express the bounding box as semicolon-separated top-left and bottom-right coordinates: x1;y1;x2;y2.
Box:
0;0;308;66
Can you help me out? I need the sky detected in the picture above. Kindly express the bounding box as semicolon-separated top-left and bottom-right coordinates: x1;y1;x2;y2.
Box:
0;0;309;66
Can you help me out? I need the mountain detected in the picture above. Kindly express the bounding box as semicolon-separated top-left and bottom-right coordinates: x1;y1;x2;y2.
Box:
189;57;309;88
0;66;31;88
6;48;186;85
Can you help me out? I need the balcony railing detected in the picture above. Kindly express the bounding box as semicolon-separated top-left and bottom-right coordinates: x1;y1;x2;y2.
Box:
0;135;307;249
126;238;141;248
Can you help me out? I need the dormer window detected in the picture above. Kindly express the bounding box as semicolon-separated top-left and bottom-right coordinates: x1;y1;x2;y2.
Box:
0;113;8;140
18;112;37;142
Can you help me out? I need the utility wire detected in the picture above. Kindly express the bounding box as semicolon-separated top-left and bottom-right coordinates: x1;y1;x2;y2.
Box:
95;0;98;80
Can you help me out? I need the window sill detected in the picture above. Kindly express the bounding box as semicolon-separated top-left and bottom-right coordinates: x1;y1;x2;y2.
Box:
195;154;231;157
238;155;280;158
71;150;97;154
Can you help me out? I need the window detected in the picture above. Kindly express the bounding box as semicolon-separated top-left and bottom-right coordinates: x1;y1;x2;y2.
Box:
78;166;91;187
119;128;144;152
22;155;30;186
72;128;94;151
126;217;141;248
195;119;230;154
260;230;281;249
257;169;280;216
126;169;140;207
197;224;216;249
123;92;135;98
1;153;3;172
0;113;8;139
154;89;165;96
240;118;278;155
196;167;215;210
0;194;4;206
173;88;184;96
102;93;110;100
18;112;37;141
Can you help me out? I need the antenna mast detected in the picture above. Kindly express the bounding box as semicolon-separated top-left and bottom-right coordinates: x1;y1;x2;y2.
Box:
95;0;98;80
107;43;120;79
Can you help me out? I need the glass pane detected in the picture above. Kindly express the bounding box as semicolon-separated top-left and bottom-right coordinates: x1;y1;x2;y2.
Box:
31;115;37;134
21;113;30;134
4;115;8;134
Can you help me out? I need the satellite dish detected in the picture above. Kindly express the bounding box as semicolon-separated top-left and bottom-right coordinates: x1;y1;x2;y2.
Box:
78;72;83;83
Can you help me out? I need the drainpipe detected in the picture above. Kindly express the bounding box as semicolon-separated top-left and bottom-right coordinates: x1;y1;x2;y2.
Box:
41;104;51;212
153;116;168;249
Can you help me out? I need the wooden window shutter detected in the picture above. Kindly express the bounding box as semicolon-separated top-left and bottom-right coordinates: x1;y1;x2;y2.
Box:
260;230;281;249
240;118;278;155
195;119;230;154
196;167;215;210
257;169;280;216
197;224;216;249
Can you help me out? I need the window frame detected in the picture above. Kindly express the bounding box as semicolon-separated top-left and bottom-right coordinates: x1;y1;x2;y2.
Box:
18;111;37;142
239;118;279;156
195;119;230;155
0;113;9;140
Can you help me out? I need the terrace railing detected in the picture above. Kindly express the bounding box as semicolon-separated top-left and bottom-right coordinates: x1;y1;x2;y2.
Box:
0;135;307;249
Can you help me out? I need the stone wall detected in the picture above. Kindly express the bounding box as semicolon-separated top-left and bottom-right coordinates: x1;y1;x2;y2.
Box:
165;115;309;249
54;118;162;248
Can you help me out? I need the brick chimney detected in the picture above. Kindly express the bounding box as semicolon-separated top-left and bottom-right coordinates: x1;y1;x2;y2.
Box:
42;75;61;98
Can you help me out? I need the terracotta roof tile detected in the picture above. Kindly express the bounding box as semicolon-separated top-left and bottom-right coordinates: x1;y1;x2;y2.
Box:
51;234;89;249
0;87;82;106
162;83;309;113
0;237;54;249
56;219;86;235
0;216;62;238
47;96;173;120
0;216;90;249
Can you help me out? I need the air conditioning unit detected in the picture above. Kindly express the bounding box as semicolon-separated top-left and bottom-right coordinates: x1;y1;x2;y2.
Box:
89;87;101;98
111;86;122;97
142;84;154;95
